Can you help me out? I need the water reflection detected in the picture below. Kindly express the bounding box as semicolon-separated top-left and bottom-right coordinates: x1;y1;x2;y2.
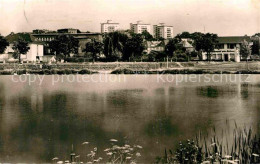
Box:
0;75;259;162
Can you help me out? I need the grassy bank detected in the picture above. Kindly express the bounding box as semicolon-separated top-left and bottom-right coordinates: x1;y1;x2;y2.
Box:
1;62;260;75
111;68;260;74
0;69;96;75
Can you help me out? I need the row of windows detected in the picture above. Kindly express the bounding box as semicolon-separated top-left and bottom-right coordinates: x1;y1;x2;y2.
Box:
211;54;235;59
35;37;55;41
216;44;238;49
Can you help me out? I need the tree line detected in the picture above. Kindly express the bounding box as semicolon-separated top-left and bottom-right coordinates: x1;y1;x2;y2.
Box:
0;31;258;63
47;31;220;62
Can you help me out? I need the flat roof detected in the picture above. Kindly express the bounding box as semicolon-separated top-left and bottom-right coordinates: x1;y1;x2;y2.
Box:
218;36;251;44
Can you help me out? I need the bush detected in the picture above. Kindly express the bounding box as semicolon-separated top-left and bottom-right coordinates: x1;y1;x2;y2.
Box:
78;69;92;74
111;68;135;74
64;69;72;74
0;70;12;75
17;69;27;75
65;57;87;63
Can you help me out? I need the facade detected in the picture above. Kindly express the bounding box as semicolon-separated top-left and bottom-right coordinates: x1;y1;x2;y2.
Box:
153;24;173;39
130;22;151;34
101;20;119;33
0;43;44;62
145;41;165;54
31;32;103;56
202;36;252;62
178;38;194;53
1;33;44;62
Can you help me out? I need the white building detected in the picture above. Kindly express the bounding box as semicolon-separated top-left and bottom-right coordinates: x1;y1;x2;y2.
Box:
130;21;151;34
153;24;174;39
202;36;252;62
101;20;120;33
0;43;44;62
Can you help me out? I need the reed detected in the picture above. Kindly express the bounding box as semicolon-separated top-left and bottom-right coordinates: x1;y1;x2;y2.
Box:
156;125;260;164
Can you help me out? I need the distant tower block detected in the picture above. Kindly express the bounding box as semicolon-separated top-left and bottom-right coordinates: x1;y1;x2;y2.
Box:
101;20;120;33
130;21;152;34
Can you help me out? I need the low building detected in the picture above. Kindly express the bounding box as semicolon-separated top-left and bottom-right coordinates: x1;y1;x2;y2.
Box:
202;36;252;62
178;38;194;53
31;32;103;56
130;21;151;34
1;33;44;62
153;24;174;39
145;41;165;54
101;20;120;33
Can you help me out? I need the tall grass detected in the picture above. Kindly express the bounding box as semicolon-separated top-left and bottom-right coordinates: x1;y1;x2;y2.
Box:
156;125;260;164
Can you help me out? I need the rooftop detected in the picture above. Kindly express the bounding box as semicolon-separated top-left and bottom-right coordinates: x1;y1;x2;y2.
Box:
218;36;251;44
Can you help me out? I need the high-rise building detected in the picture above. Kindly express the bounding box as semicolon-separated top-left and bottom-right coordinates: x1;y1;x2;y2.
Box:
130;21;151;34
101;20;120;33
153;24;173;39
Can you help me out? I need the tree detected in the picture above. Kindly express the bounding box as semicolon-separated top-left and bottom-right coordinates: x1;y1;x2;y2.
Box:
201;33;218;61
252;39;260;55
240;39;252;62
12;38;30;63
175;31;192;42
173;49;188;62
192;32;204;60
0;34;9;54
193;33;218;61
165;38;178;59
84;39;103;63
148;51;167;62
123;33;145;61
49;35;79;61
103;32;128;61
252;33;260;37
141;31;154;41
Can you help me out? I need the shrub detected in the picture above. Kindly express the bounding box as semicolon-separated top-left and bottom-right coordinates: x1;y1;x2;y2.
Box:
78;69;92;74
64;69;72;74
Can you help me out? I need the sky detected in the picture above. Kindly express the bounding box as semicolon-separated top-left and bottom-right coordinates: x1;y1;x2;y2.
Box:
0;0;260;36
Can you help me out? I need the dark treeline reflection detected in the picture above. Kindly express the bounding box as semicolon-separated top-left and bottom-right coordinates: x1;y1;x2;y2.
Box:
0;75;259;162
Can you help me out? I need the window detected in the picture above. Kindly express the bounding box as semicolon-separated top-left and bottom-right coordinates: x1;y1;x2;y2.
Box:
216;44;224;49
227;44;235;49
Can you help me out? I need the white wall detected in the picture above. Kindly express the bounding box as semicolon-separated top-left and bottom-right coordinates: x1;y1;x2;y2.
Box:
0;43;44;62
26;44;44;61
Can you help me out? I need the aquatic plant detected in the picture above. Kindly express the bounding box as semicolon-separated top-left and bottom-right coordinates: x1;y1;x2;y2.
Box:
104;139;142;164
156;126;260;164
52;139;142;164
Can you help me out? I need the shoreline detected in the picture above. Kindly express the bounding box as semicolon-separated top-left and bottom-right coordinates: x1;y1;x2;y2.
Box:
1;68;260;75
1;62;260;75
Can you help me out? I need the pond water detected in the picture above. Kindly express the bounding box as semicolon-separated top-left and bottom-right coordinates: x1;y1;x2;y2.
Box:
0;74;259;162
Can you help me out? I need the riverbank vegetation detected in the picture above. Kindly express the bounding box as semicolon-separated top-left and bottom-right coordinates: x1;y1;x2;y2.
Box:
156;127;260;164
53;127;259;163
52;139;143;164
0;68;95;75
2;62;260;75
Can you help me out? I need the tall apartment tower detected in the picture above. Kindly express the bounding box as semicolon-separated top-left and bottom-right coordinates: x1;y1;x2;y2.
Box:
130;21;152;34
101;20;120;33
153;24;174;39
